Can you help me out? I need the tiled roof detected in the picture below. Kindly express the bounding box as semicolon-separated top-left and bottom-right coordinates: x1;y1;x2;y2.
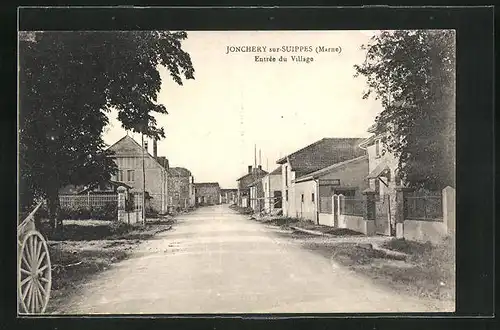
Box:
276;138;367;176
295;155;368;183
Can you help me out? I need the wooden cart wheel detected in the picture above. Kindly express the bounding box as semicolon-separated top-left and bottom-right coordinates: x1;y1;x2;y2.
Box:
18;230;51;314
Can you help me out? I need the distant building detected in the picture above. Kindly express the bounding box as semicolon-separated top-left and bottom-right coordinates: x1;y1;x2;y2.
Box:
236;165;268;208
167;166;195;210
194;182;221;206
261;166;283;213
220;189;238;204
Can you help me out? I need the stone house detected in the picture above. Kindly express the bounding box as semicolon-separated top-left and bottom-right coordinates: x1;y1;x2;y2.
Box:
248;178;265;213
194;182;221;206
167;166;195;210
107;135;169;214
276;137;366;221
236;165;268;208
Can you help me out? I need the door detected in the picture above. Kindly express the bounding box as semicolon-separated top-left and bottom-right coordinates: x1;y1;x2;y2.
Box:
273;191;282;208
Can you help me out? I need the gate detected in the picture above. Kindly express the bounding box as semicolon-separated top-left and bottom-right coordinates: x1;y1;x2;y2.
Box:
375;194;391;235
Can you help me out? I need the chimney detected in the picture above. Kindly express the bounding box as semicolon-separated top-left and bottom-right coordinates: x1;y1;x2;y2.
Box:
258;165;262;171
248;165;252;174
164;158;169;170
153;139;158;159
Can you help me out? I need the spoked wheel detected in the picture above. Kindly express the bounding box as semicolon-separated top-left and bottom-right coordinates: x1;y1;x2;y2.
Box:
18;230;52;314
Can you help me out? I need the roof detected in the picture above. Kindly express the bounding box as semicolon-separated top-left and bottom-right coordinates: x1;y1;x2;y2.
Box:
194;182;220;188
295;155;368;183
221;188;238;192
359;132;390;149
107;135;166;171
367;161;390;179
247;178;263;188
269;166;282;175
276;138;367;177
168;167;191;177
236;168;268;182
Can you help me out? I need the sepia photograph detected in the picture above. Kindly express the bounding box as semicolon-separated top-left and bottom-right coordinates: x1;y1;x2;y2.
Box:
17;28;456;315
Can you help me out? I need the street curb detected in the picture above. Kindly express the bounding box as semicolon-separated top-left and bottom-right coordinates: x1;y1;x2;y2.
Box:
154;225;172;235
289;226;330;236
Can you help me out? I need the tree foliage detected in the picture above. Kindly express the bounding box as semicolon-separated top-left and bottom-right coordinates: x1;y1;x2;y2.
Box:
19;31;195;226
354;30;455;190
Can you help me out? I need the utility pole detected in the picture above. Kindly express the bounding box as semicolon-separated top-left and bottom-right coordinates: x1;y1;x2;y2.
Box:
141;131;146;226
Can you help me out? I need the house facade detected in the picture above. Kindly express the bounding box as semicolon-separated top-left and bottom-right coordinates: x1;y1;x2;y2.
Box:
359;125;401;235
107;135;169;214
294;155;369;224
195;182;221;206
167;167;195;210
236;165;268;208
277;138;366;221
261;167;282;213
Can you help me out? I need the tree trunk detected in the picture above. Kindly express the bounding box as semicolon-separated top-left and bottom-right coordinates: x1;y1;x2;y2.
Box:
47;191;63;235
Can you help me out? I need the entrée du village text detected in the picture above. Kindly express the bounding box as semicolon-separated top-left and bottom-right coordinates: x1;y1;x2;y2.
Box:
255;55;314;63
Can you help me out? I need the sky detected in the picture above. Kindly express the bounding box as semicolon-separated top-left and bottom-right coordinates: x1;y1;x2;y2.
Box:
102;31;384;189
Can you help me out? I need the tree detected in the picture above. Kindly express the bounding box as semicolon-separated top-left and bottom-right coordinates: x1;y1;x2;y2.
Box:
354;30;455;190
19;31;195;231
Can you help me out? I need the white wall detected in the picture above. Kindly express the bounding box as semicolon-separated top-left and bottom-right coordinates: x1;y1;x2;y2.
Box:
293;180;318;222
263;173;283;212
282;163;295;217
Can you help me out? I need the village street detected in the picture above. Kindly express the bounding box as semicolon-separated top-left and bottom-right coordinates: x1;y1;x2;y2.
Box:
54;204;449;314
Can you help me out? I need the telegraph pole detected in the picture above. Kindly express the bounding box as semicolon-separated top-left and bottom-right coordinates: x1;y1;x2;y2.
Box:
141;130;146;226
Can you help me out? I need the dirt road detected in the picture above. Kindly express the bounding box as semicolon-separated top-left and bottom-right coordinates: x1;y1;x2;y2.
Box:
54;204;452;314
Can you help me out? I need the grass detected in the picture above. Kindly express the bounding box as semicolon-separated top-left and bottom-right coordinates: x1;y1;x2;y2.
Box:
301;235;455;302
36;217;175;313
229;204;254;215
46;239;135;313
287;219;364;236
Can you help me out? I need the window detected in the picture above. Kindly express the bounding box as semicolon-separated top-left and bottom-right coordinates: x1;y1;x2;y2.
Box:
375;139;380;157
312;193;315;203
301;194;304;203
286;190;288;201
127;170;135;182
117;170;124;182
